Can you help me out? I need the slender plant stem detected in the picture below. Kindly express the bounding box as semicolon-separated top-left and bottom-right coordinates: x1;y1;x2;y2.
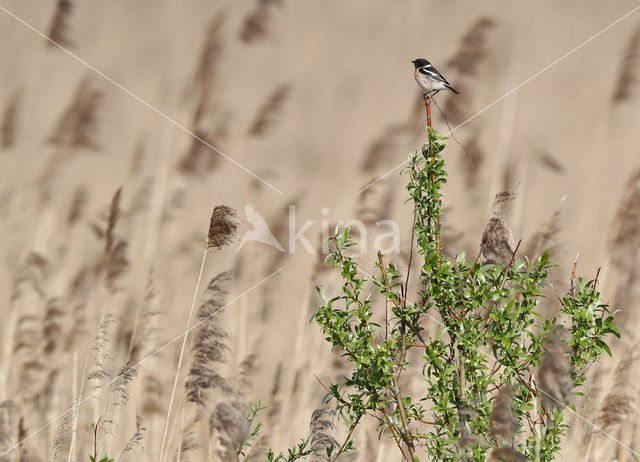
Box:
158;248;208;462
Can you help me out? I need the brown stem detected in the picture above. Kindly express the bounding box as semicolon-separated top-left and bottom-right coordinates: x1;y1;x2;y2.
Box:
381;407;411;461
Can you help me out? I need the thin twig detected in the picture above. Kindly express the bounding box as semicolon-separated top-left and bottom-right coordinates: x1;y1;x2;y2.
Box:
158;248;208;462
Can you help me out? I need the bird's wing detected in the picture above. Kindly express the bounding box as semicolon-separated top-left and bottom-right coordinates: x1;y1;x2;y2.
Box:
418;65;451;86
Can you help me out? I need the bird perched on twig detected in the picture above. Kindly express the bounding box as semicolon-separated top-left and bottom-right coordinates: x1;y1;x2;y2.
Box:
412;58;459;99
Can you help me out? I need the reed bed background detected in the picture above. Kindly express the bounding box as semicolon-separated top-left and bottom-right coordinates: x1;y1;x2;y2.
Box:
0;1;639;460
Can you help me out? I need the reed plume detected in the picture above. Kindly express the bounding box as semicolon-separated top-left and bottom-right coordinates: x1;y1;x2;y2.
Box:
49;76;102;150
308;409;339;462
446;18;495;76
538;327;573;413
185;271;234;405
239;0;284;43
0;400;19;459
480;190;517;266
67;186;87;226
488;386;517;448
1;89;21;150
612;25;640;104
178;130;222;176
534;149;565;174
486;447;527;462
248;83;291;136
610;169;640;272
118;413;146;460
190;13;226;127
103;187;128;291
597;346;639;431
47;0;73;46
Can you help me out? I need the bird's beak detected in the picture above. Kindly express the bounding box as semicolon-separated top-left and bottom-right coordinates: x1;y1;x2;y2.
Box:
410;60;415;64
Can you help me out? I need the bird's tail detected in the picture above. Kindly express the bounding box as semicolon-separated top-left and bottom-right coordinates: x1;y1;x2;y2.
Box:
448;84;459;94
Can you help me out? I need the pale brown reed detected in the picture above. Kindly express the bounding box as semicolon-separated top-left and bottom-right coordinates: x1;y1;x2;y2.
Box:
239;0;284;44
47;0;73;46
538;327;573;413
534;149;565;174
43;297;65;356
67;186;87;226
308;409;340;462
127;277;163;364
178;130;222;176
612;25;640;104
104;188;128;291
49;77;102;150
486;447;527;462
488;386;518;448
207;206;239;250
446;18;496;76
1;89;22;150
185;271;234;406
360;123;406;173
480;190;517;267
597;346;639;431
160;205;239;462
190;13;226;127
609;169;640;272
118;412;146;460
248;83;291;136
0;400;20;458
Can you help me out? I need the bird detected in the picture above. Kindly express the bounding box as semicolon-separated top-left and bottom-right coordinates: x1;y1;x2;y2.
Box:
411;58;459;99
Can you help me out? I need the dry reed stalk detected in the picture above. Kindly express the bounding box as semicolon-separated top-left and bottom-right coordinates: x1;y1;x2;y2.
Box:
248;83;291;136
239;0;284;43
126;276;163;364
159;205;239;462
67;186;87;227
538;327;573;413
66;352;78;462
47;0;73;46
480;190;517;266
190;13;226;127
1;89;22;150
117;413;146;460
52;411;73;462
612;25;640;104
103;188;128;291
178;414;200;462
446;18;496;76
